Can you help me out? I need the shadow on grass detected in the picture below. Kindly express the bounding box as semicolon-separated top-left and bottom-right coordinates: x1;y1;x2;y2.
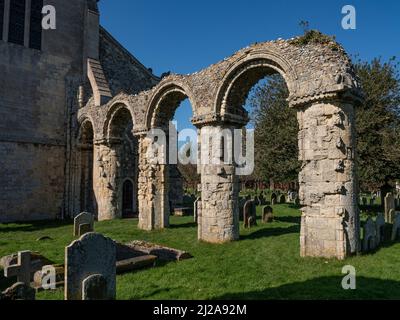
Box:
241;225;300;240
274;216;301;224
169;222;197;229
0;220;72;233
213;276;400;300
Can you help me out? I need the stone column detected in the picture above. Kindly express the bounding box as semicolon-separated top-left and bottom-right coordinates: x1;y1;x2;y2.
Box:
297;100;360;259
137;135;169;230
197;125;240;243
93;140;120;221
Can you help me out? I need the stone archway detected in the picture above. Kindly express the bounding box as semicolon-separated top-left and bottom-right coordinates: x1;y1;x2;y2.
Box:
78;36;363;259
94;103;138;221
136;81;197;230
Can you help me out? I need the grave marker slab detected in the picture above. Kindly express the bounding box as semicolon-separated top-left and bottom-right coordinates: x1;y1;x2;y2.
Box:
363;218;377;252
384;193;395;223
65;233;116;300
4;251;31;286
74;212;94;237
375;213;385;244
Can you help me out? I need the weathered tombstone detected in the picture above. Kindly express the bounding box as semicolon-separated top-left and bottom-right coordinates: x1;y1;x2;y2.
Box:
279;194;286;204
82;274;108;300
363;218;377;252
243;200;256;228
65;233;116;300
194;197;201;223
4;251;32;286
271;193;277;205
0;282;35;300
384;193;395;223
391;213;400;241
375;213;386;244
262;206;273;223
74;212;94;237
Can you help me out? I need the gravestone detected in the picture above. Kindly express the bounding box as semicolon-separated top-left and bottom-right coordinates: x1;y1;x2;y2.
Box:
74;212;94;237
254;196;261;207
384;193;395;223
194;197;201;223
65;233;116;300
279;195;286;204
0;282;35;300
271;193;277;206
262;206;273;223
243;200;256;228
391;213;400;241
375;213;386;244
363;218;377;252
259;194;266;205
82;274;108;300
4;251;32;286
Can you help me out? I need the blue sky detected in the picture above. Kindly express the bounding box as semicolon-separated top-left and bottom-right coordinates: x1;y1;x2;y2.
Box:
99;0;400;133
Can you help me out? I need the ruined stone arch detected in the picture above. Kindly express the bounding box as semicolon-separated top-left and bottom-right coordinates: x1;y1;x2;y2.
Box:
214;51;299;117
104;101;136;142
145;81;197;129
77;117;95;145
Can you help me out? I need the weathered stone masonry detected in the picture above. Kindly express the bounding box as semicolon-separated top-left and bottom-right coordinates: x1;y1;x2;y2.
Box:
78;35;363;259
0;0;362;259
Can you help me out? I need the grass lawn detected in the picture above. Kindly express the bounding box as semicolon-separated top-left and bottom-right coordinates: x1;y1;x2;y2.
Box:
1;204;400;300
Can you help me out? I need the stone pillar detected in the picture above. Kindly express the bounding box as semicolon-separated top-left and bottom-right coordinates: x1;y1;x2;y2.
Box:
297;100;360;259
137;135;169;230
197;125;240;243
93;140;120;221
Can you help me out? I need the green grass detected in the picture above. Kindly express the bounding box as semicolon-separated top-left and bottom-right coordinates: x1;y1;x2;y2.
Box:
1;204;400;300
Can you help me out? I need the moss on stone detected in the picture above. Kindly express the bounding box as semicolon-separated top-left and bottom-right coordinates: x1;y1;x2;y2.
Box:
290;30;340;51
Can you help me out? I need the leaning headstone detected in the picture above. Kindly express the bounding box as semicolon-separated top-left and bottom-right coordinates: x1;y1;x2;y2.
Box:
391;213;400;241
0;282;35;300
74;212;94;237
4;251;32;286
375;213;386;244
65;233;116;300
384;193;395;223
363;218;377;252
262;206;273;223
279;194;286;204
243;200;256;228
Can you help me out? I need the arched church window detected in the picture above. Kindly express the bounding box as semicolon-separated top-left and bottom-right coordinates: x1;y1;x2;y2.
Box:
0;0;4;40
8;0;26;45
29;0;42;50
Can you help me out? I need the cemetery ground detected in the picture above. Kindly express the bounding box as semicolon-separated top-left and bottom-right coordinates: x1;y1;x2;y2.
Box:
1;204;400;300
